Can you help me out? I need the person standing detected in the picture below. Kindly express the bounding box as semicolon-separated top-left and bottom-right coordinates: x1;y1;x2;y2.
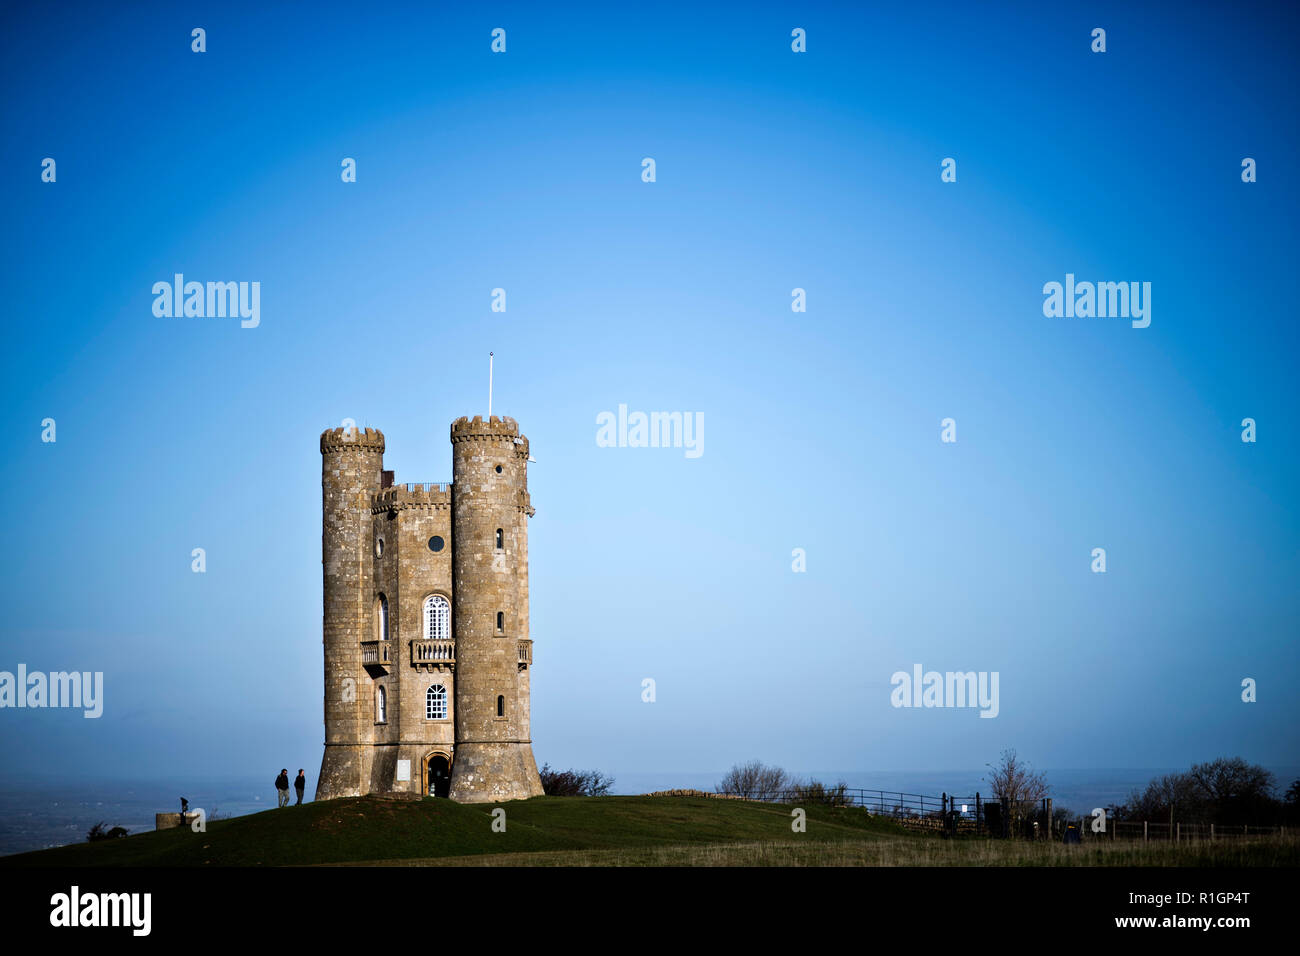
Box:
294;769;306;805
275;769;290;808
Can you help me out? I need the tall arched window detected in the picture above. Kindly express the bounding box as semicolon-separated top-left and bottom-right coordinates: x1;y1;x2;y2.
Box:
495;528;504;550
496;611;504;633
375;594;388;642
496;695;505;717
376;685;387;723
423;594;450;642
426;684;447;720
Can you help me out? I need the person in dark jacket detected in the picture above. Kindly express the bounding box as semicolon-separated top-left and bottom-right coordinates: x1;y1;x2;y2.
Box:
275;769;290;808
294;770;306;805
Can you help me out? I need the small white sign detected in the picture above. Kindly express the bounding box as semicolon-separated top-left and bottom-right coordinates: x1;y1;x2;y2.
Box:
397;759;411;782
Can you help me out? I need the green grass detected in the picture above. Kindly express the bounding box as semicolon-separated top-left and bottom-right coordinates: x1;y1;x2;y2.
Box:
368;835;1300;867
6;795;1295;867
2;795;908;867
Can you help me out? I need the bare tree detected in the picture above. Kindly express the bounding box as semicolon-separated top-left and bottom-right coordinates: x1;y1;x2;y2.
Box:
1123;758;1279;826
718;760;791;800
1188;757;1276;825
986;749;1049;837
1189;757;1275;802
1123;771;1202;823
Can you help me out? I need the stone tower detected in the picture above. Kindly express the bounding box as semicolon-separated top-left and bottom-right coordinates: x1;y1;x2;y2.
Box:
317;426;385;799
315;416;543;803
447;415;543;802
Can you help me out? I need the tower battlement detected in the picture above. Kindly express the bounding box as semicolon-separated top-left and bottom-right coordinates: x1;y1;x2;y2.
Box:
371;483;452;513
450;415;519;441
320;426;385;454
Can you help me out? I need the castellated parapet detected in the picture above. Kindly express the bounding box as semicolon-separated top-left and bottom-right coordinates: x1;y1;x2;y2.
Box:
321;426;386;454
371;483;452;514
315;417;543;803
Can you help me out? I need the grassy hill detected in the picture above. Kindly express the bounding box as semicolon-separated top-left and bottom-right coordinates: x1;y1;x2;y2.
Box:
7;794;1296;866
3;794;908;867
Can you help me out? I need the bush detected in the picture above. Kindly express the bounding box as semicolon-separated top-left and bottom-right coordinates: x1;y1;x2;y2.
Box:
788;779;850;805
718;760;791;800
539;764;615;797
717;762;850;804
1121;757;1281;826
86;821;128;842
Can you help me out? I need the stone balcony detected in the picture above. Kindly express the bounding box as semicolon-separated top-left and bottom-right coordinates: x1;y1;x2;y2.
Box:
517;639;532;669
361;640;393;670
412;639;455;671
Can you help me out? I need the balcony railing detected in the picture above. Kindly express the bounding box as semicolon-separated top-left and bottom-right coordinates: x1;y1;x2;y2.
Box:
361;640;392;667
411;639;455;670
517;639;532;668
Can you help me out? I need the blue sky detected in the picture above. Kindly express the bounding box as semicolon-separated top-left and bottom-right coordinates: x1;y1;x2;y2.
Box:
1;0;1296;787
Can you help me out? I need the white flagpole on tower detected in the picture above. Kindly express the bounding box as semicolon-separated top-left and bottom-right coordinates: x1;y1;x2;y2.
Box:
488;351;494;417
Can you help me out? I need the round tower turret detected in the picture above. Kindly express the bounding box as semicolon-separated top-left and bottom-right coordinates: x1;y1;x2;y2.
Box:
317;425;385;800
447;415;543;802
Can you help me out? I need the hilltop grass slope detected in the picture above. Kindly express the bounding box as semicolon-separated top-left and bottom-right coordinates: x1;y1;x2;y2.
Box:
7;795;1295;867
3;795;907;867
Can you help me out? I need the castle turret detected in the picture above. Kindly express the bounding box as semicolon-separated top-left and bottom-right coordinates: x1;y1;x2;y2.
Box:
317;426;385;799
447;415;543;802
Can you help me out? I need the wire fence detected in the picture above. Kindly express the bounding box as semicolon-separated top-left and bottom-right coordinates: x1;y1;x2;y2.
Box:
1108;820;1286;841
664;789;1291;841
701;788;992;833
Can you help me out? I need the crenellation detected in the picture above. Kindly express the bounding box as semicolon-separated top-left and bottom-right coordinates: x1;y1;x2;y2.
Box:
450;415;521;443
320;425;385;454
370;483;453;514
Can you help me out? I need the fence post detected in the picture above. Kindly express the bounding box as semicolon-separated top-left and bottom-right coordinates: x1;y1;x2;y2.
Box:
1211;823;1215;841
1144;820;1148;842
976;792;982;835
1176;822;1180;843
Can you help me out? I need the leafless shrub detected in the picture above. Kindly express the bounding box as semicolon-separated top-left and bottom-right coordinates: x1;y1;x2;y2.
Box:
539;764;615;796
986;748;1050;837
788;779;850;805
717;760;792;800
86;821;128;842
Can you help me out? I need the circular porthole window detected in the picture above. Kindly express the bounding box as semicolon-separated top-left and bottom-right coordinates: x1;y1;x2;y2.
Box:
428;535;445;553
375;537;384;557
494;464;503;474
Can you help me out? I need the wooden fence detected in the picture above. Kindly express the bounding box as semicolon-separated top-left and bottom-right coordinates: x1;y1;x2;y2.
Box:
1103;820;1285;841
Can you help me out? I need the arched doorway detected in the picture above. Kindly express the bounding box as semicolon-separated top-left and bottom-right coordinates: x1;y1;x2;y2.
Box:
424;753;451;798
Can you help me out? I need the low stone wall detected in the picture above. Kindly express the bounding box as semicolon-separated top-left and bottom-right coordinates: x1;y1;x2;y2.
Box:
642;789;745;800
155;812;201;830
